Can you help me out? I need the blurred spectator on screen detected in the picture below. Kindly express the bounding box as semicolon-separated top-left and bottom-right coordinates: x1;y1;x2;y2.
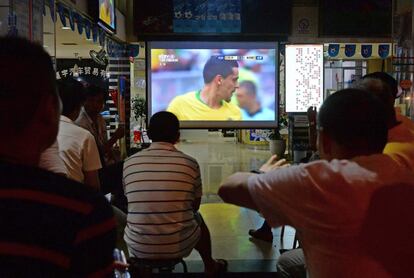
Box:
236;80;275;120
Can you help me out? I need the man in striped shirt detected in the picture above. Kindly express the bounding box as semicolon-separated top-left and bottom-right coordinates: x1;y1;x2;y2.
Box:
0;37;116;277
123;111;227;276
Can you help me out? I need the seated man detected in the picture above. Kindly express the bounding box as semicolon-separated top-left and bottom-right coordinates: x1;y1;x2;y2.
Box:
219;89;414;277
123;111;227;276
0;37;116;276
276;72;414;277
56;79;102;189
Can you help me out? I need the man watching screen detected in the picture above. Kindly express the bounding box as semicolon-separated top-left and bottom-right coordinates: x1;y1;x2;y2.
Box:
219;89;414;277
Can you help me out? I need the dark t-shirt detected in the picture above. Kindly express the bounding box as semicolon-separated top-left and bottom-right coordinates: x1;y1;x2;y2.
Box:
0;161;116;277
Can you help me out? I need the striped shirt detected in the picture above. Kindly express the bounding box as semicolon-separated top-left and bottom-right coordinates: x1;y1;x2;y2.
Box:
123;142;202;259
0;161;116;277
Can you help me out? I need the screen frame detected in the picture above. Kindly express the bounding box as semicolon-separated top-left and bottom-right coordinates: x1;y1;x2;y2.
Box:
285;44;324;113
146;40;280;129
97;0;116;34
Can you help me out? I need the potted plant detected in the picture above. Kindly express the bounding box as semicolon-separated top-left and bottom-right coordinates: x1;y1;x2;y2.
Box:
267;112;288;158
131;96;149;151
132;96;146;129
293;142;309;163
268;127;286;159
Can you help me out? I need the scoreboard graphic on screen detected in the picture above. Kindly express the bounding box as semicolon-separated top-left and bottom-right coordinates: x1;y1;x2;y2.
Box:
285;44;324;112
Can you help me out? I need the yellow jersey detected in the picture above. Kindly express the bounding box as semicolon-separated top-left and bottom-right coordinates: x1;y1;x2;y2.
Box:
384;113;414;170
167;91;242;121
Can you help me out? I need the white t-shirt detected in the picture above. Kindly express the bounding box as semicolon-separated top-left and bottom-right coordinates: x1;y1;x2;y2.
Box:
248;154;414;278
58;115;102;183
39;140;68;176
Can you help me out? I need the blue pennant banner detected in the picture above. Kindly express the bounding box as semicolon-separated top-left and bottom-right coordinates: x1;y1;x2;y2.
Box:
92;26;98;43
68;9;75;31
75;13;83;35
84;20;91;39
378;44;390;59
128;45;140;57
345;44;356;57
361;45;372;58
328;44;339;57
107;39;114;56
49;0;56;22
57;3;66;27
42;0;46;16
98;29;105;47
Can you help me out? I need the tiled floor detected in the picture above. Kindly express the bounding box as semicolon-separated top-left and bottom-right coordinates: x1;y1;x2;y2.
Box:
174;133;296;273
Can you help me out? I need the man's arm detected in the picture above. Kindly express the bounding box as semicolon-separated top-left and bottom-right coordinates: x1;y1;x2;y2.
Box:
192;197;201;212
83;170;100;190
218;172;259;211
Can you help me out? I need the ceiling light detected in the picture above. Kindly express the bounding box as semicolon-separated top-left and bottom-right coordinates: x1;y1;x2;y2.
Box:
61;26;71;30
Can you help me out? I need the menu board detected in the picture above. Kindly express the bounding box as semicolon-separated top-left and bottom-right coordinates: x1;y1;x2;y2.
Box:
285;44;324;112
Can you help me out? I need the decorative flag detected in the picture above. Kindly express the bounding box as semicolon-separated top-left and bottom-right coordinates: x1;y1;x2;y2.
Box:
378;44;390;59
361;45;372;58
328;44;339;57
128;45;140;57
98;29;105;47
84;20;91;39
75;13;83;35
49;0;56;22
57;3;66;27
68;9;75;31
92;25;99;43
345;44;356;57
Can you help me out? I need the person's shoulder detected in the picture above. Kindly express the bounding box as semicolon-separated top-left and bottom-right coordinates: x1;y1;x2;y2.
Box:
172;91;196;102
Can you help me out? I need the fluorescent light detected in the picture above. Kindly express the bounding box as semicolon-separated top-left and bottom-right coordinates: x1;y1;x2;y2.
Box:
61;26;71;30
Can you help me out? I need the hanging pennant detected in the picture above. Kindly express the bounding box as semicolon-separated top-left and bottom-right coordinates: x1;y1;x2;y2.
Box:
42;0;46;16
74;13;83;35
328;44;339;57
107;39;114;56
57;3;66;27
345;44;356;57
361;45;372;58
378;44;390;59
49;0;56;22
128;45;140;57
92;25;99;43
84;20;91;39
68;9;75;31
99;29;105;47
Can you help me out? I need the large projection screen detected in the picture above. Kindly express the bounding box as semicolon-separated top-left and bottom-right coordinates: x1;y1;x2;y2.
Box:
285;44;324;112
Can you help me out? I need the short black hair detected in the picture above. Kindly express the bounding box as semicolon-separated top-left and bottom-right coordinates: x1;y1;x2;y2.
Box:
85;84;107;100
203;56;239;84
148;111;179;143
239;80;257;96
354;77;396;127
362;72;398;98
0;36;56;133
57;79;86;117
318;88;388;153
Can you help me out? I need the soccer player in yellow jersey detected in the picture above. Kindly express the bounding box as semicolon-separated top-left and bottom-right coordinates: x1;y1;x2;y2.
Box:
167;57;242;121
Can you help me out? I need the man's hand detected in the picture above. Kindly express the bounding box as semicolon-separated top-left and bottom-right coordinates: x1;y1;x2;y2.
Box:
259;155;290;173
113;124;125;140
218;172;258;211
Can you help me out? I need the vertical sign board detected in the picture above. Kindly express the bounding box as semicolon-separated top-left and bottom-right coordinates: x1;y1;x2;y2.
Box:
285;44;324;112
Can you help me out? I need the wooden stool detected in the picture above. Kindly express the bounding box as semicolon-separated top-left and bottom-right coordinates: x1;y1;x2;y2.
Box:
128;257;188;277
